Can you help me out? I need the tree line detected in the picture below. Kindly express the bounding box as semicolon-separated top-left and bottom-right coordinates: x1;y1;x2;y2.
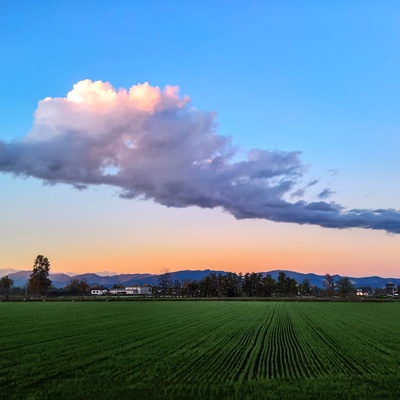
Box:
155;270;358;298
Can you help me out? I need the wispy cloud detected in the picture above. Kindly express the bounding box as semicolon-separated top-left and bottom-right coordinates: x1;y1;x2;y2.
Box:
317;188;335;200
1;80;400;234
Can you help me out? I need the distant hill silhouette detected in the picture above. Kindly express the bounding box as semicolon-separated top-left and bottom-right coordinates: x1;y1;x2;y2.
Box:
2;268;399;289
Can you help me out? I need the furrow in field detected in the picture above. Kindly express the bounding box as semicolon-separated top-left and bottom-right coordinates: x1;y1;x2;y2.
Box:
251;306;276;379
284;305;323;379
287;306;327;377
227;311;272;382
179;305;275;383
190;314;262;380
218;312;273;383
208;324;257;382
318;308;393;369
293;310;340;376
264;317;276;379
311;324;364;374
232;317;266;381
282;312;295;378
295;306;365;375
263;324;274;379
288;312;317;378
269;315;282;378
282;312;298;378
160;307;243;384
281;312;292;378
167;333;233;382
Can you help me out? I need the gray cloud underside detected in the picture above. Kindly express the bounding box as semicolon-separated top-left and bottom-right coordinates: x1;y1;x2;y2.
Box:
1;136;400;235
1;92;400;234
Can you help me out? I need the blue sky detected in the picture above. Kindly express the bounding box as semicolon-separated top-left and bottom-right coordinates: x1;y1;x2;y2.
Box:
1;1;399;276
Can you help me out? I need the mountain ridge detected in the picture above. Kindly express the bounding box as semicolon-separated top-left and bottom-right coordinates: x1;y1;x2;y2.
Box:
1;268;399;289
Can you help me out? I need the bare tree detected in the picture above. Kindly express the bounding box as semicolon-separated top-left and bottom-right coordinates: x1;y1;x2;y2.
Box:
158;268;172;295
323;273;335;297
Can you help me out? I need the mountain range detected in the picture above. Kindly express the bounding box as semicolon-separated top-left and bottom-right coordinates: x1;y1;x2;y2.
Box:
0;268;398;289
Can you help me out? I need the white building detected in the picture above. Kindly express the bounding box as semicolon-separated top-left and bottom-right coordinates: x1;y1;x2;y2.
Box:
91;288;109;295
124;285;153;295
107;285;153;296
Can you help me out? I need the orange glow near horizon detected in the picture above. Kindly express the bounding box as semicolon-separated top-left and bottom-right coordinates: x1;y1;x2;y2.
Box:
7;217;399;278
2;178;400;279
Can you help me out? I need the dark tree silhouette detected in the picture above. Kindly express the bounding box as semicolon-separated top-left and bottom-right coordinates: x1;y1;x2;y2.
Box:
65;278;90;295
323;273;335;297
300;278;311;296
336;277;355;298
276;271;287;296
0;275;14;299
262;274;276;297
158;268;172;295
28;255;52;296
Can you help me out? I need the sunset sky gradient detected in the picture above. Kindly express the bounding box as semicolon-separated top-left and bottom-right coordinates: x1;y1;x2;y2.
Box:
1;1;399;276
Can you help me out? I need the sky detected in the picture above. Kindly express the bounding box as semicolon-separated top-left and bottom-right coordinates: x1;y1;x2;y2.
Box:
1;1;400;277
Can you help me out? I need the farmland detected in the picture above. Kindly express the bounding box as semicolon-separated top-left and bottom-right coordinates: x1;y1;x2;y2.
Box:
1;302;400;399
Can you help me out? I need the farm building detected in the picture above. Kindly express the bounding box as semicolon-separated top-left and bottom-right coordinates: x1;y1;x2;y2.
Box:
91;287;109;295
125;285;152;295
103;285;152;296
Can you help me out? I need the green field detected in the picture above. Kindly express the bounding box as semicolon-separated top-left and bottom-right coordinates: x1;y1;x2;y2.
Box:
1;301;400;399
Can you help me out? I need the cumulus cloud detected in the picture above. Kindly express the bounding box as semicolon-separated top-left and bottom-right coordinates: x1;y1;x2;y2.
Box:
1;79;400;234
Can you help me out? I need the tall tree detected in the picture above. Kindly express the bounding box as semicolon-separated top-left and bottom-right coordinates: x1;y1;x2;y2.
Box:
323;273;335;297
208;273;220;298
261;274;276;297
336;277;355;298
28;255;52;296
0;275;14;299
199;275;213;297
284;277;298;297
158;268;172;295
276;272;287;296
225;272;241;297
300;278;311;296
242;273;263;297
